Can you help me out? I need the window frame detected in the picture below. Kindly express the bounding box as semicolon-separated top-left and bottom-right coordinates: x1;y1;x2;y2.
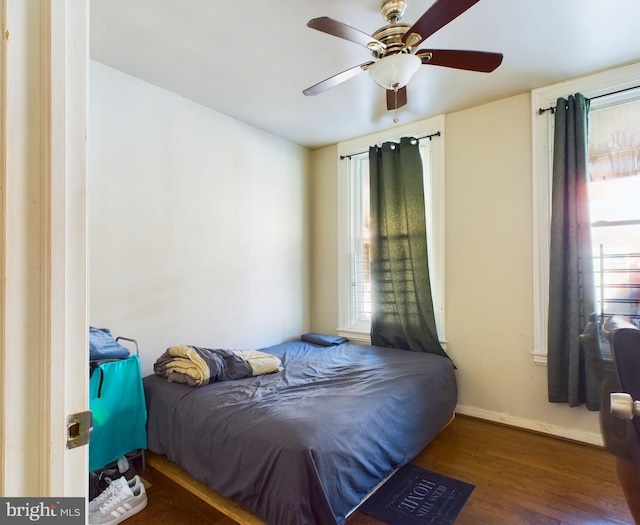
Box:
531;61;640;365
337;115;446;345
347;152;372;331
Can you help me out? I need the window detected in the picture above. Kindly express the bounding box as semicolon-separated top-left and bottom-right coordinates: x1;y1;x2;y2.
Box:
337;116;446;344
589;98;640;328
531;61;640;365
349;153;372;327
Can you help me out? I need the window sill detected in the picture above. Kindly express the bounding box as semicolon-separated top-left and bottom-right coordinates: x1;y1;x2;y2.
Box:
532;346;612;367
338;328;449;350
337;329;371;344
532;351;548;366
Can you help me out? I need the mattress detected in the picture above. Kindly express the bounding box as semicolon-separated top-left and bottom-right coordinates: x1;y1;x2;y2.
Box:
143;339;457;524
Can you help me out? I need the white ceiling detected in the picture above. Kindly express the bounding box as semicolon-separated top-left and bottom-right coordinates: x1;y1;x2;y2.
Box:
90;0;640;150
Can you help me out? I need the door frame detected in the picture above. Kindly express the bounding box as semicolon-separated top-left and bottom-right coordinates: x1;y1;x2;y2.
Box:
1;0;89;496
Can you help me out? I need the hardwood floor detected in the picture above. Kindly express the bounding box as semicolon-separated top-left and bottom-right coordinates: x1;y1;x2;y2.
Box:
349;416;634;525
124;462;237;525
122;415;634;524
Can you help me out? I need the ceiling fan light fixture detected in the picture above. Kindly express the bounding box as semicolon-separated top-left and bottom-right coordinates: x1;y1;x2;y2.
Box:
368;53;421;90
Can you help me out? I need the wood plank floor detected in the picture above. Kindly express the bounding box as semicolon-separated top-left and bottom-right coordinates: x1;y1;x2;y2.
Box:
124;460;237;525
123;415;634;524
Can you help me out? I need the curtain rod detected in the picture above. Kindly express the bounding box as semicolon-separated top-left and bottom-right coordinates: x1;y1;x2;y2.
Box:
340;131;441;160
538;84;640;115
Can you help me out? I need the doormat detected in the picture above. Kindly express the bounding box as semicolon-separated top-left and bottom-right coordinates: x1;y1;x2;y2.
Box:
358;464;474;525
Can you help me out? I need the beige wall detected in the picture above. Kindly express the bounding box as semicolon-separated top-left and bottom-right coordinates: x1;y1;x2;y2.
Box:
309;145;339;333
90;61;311;376
310;93;602;443
445;93;599;441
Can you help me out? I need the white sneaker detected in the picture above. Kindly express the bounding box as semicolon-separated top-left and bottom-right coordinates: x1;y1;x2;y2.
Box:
88;480;147;525
89;475;141;512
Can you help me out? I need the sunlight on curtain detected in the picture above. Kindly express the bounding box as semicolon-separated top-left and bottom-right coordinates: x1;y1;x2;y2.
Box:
368;137;447;359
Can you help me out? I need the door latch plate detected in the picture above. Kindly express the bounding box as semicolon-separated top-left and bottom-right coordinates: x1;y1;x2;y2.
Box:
67;410;92;449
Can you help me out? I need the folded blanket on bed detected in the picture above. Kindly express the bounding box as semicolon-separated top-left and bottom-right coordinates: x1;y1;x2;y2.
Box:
154;345;282;387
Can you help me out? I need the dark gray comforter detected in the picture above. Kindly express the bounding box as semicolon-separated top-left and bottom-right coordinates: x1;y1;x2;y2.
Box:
143;340;457;525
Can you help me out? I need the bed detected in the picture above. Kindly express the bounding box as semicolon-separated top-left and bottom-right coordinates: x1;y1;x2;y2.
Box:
143;337;457;525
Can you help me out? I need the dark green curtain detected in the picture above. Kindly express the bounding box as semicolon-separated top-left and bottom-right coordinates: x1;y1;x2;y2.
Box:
368;137;447;359
548;93;602;410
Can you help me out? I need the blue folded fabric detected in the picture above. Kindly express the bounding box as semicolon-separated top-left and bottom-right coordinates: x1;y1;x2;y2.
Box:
89;327;131;361
301;333;349;347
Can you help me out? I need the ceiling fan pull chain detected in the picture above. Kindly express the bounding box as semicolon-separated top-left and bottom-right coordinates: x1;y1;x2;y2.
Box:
393;87;399;124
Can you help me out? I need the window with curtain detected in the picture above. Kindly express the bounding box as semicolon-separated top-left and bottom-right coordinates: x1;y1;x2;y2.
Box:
532;61;640;365
337;117;446;344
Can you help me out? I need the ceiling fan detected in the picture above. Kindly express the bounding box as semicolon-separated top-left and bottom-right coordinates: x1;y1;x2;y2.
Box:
302;0;503;111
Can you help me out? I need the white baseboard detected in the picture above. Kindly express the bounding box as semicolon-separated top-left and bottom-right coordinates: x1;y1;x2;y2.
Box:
455;404;604;447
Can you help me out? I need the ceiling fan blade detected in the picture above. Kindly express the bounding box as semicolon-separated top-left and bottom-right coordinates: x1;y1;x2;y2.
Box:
403;0;480;46
307;17;385;51
417;49;503;72
386;87;408;110
303;62;375;96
